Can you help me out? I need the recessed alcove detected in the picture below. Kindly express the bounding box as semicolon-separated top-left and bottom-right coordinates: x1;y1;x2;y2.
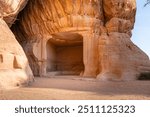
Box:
46;32;84;75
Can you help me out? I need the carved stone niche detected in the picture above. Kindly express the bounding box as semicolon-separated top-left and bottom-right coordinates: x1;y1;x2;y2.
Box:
27;30;100;78
46;32;84;76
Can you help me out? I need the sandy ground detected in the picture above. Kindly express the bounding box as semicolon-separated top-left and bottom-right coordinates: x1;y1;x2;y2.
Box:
0;76;150;100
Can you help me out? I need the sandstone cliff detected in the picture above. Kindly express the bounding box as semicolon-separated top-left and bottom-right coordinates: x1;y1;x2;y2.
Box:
0;0;33;88
0;0;150;88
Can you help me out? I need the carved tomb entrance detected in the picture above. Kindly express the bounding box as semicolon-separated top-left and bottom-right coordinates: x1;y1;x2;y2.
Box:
46;32;84;76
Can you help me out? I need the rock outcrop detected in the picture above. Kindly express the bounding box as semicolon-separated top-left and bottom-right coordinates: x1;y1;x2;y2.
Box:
0;0;33;88
12;0;150;80
98;0;150;80
0;0;150;86
0;0;28;26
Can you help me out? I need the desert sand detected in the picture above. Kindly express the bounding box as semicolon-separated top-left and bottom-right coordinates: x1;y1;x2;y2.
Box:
0;76;150;100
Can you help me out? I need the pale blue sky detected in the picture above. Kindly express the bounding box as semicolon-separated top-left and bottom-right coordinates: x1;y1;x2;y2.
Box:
132;0;150;57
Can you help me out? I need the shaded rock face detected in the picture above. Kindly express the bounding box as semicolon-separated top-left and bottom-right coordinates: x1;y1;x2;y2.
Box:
0;0;33;88
0;0;149;82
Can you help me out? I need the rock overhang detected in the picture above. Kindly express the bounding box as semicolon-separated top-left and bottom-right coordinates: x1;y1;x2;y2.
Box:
0;0;150;85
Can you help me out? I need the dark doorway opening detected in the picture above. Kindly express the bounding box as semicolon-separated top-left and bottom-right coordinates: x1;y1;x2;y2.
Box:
46;32;84;76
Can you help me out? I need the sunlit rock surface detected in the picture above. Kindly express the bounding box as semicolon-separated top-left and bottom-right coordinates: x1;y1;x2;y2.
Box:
0;0;150;88
0;0;33;88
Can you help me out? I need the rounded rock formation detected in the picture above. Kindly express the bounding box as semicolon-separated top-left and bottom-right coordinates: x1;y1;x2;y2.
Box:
0;0;33;88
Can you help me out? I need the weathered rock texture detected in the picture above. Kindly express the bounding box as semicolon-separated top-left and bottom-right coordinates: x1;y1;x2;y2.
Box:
98;0;150;80
0;0;33;88
0;0;28;26
0;0;150;83
12;0;104;77
11;0;150;80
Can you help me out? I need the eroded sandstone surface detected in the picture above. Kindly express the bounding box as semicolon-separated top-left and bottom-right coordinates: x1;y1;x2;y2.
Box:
0;0;33;88
0;0;150;88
